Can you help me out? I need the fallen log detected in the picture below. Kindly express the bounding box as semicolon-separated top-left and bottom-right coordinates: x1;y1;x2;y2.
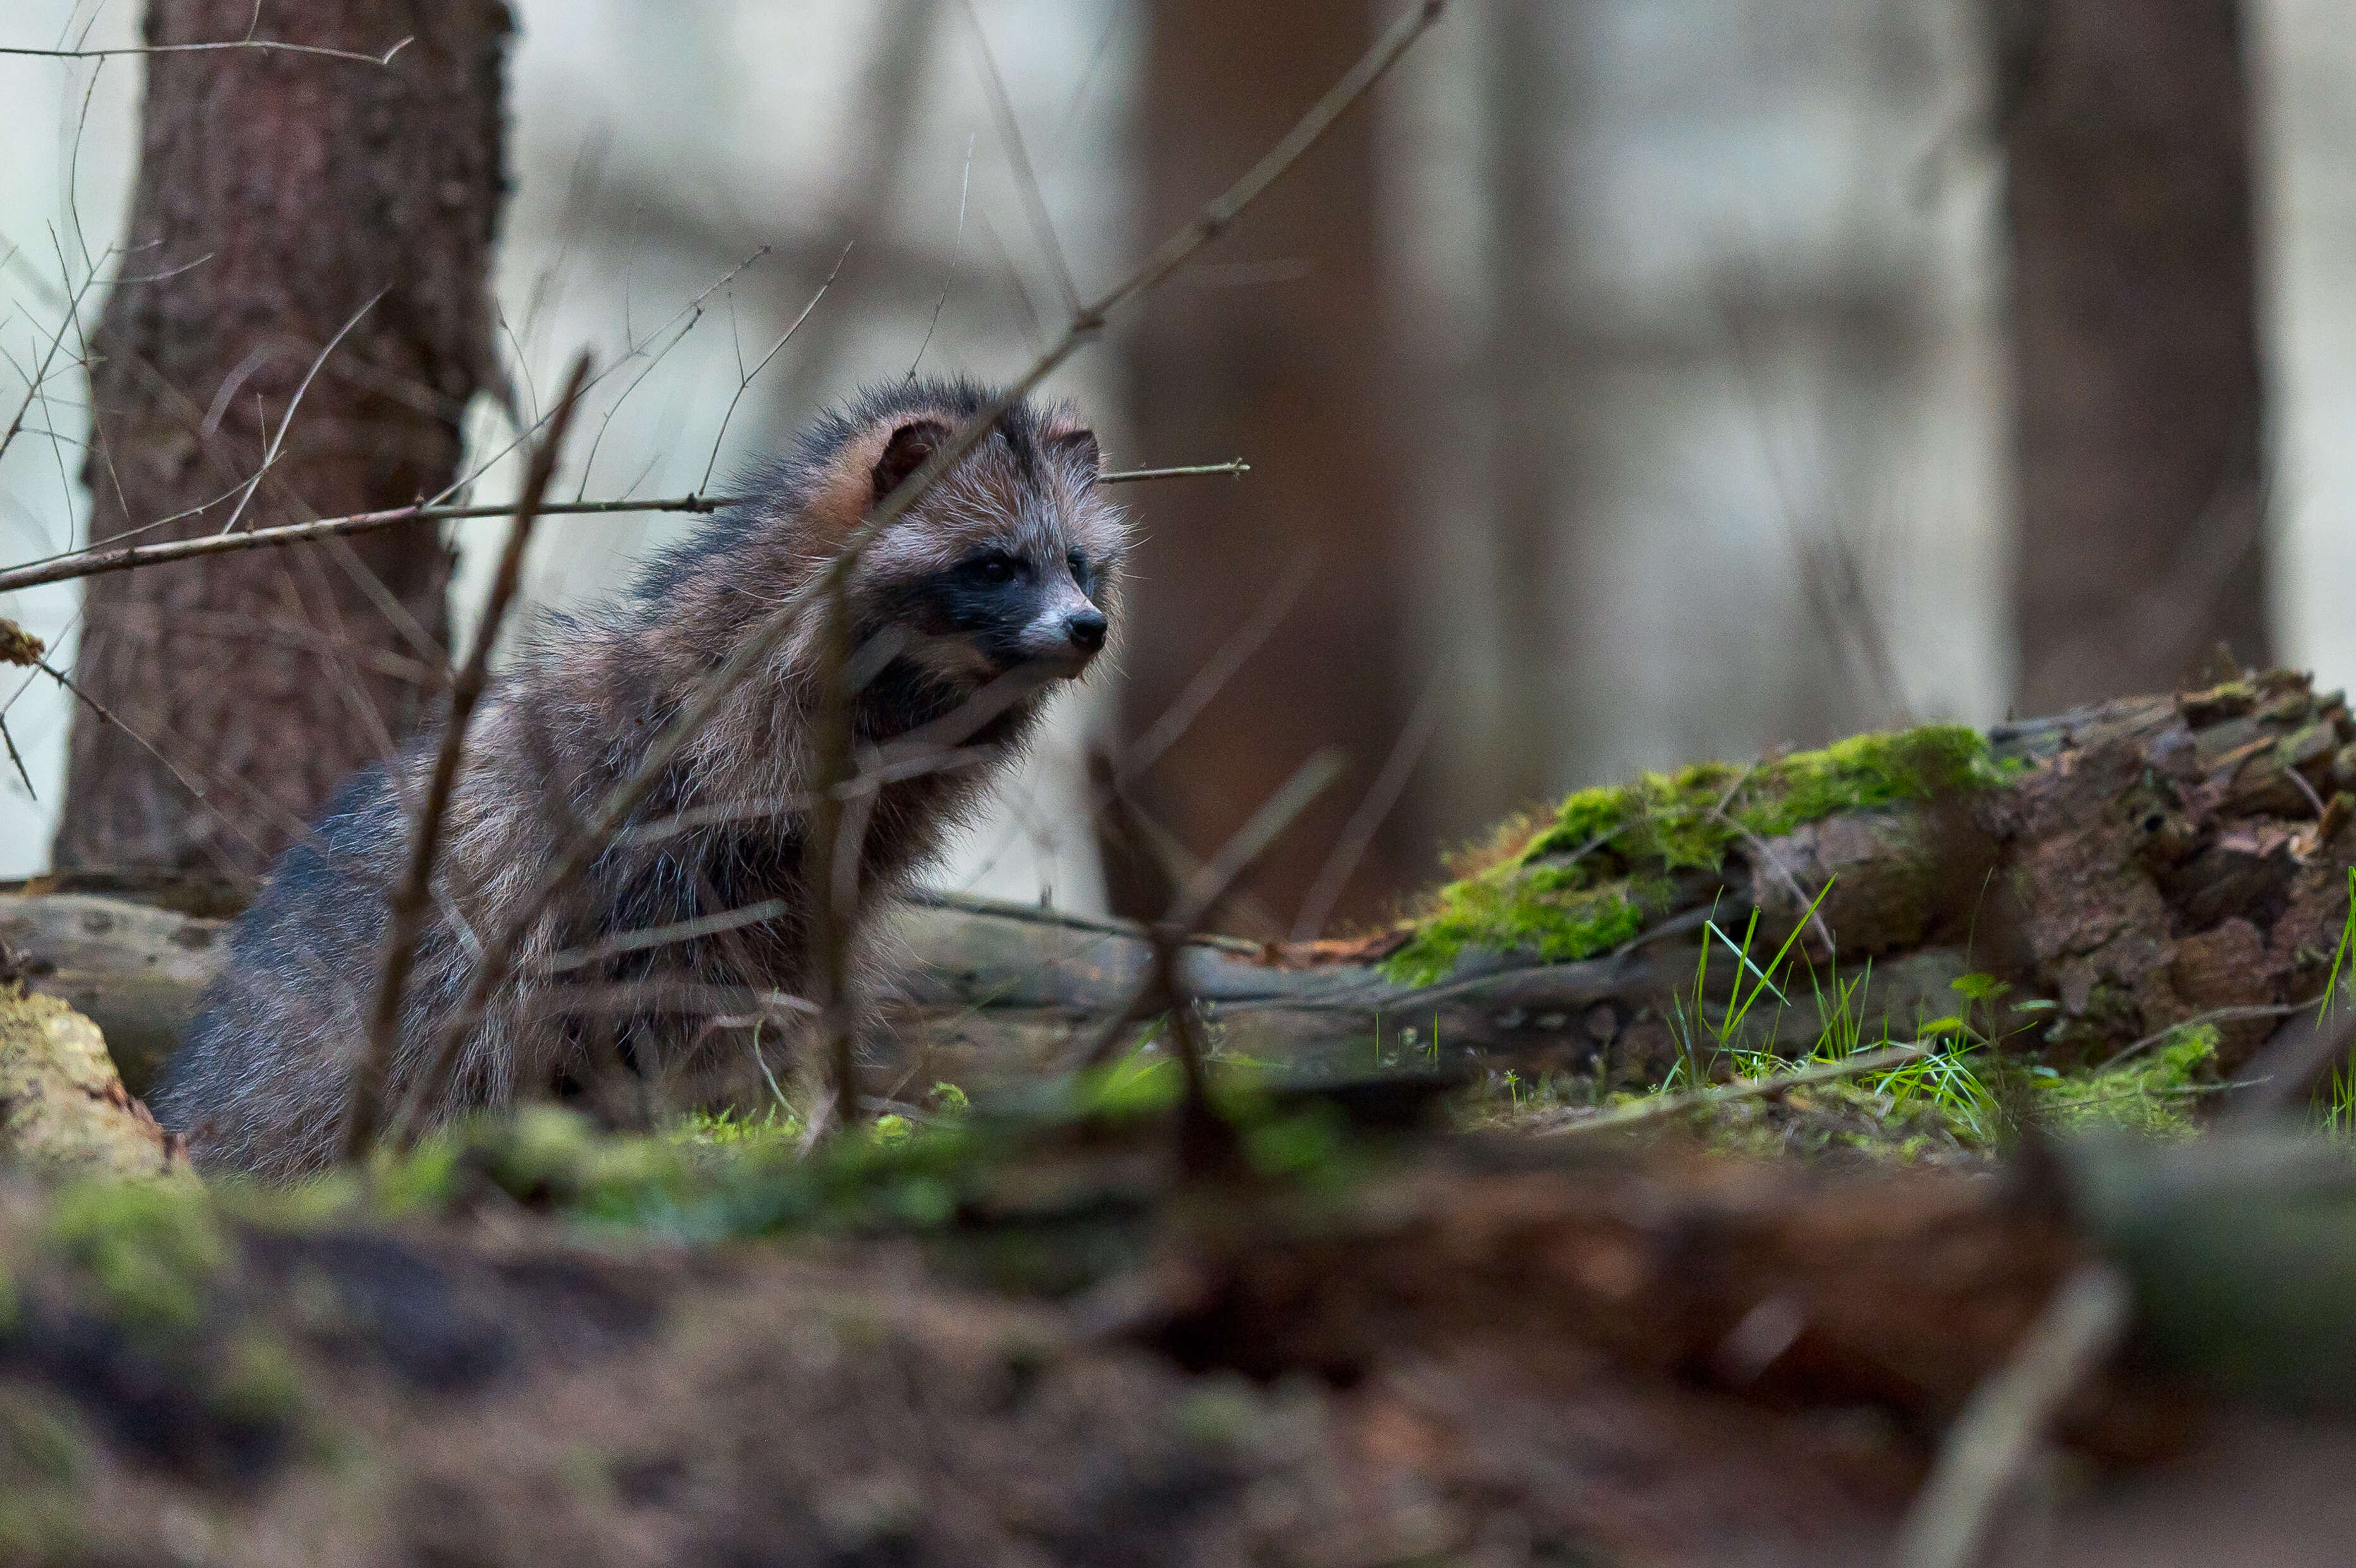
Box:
6;672;2352;1101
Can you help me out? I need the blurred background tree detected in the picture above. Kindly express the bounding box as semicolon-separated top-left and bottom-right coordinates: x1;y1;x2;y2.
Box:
1993;0;2269;713
3;0;2350;935
1117;3;1415;933
49;0;509;880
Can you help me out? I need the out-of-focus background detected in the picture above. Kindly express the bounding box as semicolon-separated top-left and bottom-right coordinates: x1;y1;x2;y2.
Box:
4;0;2352;934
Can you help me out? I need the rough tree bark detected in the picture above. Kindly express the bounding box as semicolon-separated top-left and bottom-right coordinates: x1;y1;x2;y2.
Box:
1119;1;1417;935
1992;0;2269;713
52;0;511;879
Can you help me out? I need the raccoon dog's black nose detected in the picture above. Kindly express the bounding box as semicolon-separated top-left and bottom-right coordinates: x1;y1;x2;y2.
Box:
1065;610;1108;652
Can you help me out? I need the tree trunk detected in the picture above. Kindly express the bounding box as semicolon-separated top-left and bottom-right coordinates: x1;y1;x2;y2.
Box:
1483;1;1572;817
1118;1;1416;935
52;0;511;879
1993;0;2269;713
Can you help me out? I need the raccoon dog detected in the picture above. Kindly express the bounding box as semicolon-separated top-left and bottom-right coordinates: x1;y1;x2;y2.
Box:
155;380;1124;1178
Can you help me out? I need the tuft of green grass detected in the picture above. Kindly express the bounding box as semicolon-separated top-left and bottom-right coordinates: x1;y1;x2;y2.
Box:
1869;1033;1999;1143
1383;724;2010;984
1663;887;1835;1087
2318;868;2355;1030
1483;907;2008;1155
2325;1055;2356;1140
1481;904;2245;1159
1500;939;2235;1158
1775;965;2008;1146
2310;873;2356;1136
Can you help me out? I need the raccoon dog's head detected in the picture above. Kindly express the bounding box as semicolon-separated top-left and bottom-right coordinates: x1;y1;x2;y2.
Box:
803;382;1126;695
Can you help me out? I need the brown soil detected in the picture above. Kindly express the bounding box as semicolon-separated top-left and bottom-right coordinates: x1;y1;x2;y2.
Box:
0;1117;2259;1568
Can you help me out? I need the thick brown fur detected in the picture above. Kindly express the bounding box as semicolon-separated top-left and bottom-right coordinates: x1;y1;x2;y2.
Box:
156;380;1126;1178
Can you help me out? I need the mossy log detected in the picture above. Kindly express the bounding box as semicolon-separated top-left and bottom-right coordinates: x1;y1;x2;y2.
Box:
6;674;2353;1102
0;989;186;1180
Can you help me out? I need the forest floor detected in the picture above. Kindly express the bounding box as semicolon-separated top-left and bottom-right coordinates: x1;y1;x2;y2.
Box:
9;1071;2356;1567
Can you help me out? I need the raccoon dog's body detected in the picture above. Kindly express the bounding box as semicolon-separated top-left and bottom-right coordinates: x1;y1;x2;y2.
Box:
156;380;1124;1179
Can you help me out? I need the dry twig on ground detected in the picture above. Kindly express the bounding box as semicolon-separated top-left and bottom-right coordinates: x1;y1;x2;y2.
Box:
1891;1263;2132;1568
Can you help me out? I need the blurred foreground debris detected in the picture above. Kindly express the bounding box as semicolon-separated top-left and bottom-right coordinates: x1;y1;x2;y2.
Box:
1;1086;2355;1562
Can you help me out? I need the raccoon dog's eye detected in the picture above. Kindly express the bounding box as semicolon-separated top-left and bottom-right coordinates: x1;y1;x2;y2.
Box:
964;552;1019;586
1066;548;1088;580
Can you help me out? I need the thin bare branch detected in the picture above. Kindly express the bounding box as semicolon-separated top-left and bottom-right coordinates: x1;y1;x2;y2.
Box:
476;246;774;505
0;713;32;798
1071;0;1448;335
2094;995;2323;1074
699;243;851;492
1118;546;1314;784
540;897;794;978
0;494;732;595
534;980;817;1023
33;657;275;862
1102;458;1249;483
1048;4;1126;166
343;355;592;1161
573;300;710;501
214;288;389;535
2224;1002;2356;1125
1;33;411;67
908;133;977;380
92;603;439;686
957;0;1079;317
0;460;1247;595
1719;806;1838;957
0;237;109;471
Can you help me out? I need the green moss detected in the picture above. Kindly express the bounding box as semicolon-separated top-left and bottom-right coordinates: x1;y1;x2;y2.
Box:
1172;1378;1265;1450
2036;1026;2218;1138
0;1489;80;1564
356;1104;991;1245
207;1328;306;1427
326;1070;1373;1308
1241;1103;1351;1186
0;1389;91;1486
676;1103;805;1150
46;1178;226;1339
1675;1079;1993;1166
1387;725;2007;984
369;1105;700;1225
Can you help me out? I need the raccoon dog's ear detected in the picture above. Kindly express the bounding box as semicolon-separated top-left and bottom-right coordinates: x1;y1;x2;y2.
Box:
873;418;952;501
1048;426;1101;482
